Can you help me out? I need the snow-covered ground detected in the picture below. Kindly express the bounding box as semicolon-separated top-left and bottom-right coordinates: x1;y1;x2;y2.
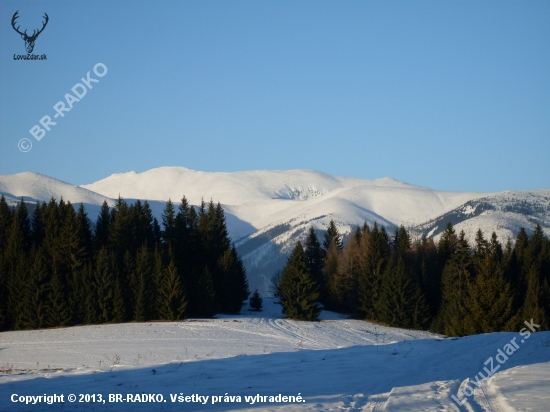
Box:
1;300;549;411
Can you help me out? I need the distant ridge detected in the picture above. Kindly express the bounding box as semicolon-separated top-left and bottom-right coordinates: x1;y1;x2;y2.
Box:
2;167;549;295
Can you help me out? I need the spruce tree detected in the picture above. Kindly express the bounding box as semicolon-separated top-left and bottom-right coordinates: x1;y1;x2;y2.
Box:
394;225;411;257
157;260;187;320
94;248;117;323
463;254;517;334
4;213;29;329
31;202;46;247
358;222;388;319
94;201;111;251
434;231;474;336
323;220;343;252
217;246;249;313
133;244;153;322
48;267;71;327
377;258;430;329
194;266;218;317
19;248;51;329
437;222;458;269
522;264;547;329
249;289;263;311
321;241;340;309
112;278;126;323
279;241;321;321
162;199;177;254
14;200;32;253
415;236;441;317
0;195;12;252
304;227;325;297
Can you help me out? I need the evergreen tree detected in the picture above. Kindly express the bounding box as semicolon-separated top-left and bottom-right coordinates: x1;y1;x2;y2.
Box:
358;222;388;319
474;228;488;261
133;244;154;322
31;202;46;247
249;289;263;311
217;246;249;313
415;236;441;317
438;222;458;269
94;201;111;250
19;248;51;329
323;220;343;252
321;240;340;309
112;278;126;323
194;266;218;318
80;263;97;324
279;242;321;321
4;212;29;329
93;248;118;323
48;267;71;327
270;270;283;298
434;231;474;336
463;254;517;334
109;196;132;260
394;225;411;257
304;227;325;299
377;258;430;329
0;195;12;251
157;260;187;320
162;199;177;254
14;200;32;252
522;264;547;329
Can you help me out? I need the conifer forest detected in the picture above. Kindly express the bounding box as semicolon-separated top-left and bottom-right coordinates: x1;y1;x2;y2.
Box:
0;196;249;331
1;196;548;337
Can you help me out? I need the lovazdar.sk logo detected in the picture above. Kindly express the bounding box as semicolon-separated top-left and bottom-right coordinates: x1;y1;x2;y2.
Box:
11;10;49;60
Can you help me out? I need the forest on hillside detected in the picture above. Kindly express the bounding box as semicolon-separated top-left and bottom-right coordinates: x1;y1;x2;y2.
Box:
0;195;548;337
0;196;249;331
276;221;550;336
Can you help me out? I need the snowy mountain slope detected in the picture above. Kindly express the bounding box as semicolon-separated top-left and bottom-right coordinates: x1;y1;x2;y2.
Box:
0;172;113;207
80;167;495;295
3;167;549;296
81;167;488;230
1;302;549;411
234;197;397;294
411;190;550;243
0;173;259;243
0;172;115;220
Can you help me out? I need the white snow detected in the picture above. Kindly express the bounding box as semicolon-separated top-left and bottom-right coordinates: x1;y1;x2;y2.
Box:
1;301;549;411
0;172;114;220
80;167;489;231
4;167;548;296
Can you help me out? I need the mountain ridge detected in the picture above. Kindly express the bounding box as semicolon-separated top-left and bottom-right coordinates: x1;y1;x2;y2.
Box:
2;168;549;296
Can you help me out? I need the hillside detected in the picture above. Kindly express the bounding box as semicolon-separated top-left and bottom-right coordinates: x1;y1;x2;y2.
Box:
2;167;549;295
1;301;548;411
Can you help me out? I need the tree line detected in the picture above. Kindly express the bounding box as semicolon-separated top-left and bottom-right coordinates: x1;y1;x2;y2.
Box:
277;220;549;335
0;195;249;331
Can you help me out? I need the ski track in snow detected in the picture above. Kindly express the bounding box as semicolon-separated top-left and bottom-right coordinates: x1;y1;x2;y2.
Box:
1;300;549;411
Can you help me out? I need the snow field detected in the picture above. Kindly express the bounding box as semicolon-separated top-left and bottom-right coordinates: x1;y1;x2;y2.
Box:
1;300;549;411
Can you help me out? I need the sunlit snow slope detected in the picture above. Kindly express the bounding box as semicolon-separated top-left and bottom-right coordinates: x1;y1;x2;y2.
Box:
1;301;549;411
2;167;549;296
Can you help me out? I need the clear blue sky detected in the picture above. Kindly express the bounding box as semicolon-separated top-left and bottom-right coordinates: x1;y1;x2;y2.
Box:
1;1;549;192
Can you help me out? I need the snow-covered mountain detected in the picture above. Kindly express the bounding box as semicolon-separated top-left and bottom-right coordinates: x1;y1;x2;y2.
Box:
2;167;549;296
411;190;550;243
0;172;114;217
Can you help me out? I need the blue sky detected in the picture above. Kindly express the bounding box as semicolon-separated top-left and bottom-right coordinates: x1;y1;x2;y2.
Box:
1;1;549;192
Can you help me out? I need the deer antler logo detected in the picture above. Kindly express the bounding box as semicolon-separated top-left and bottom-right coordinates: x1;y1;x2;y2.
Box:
11;11;49;54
